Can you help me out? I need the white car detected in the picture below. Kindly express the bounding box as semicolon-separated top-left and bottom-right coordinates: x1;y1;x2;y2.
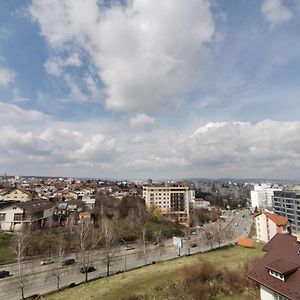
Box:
40;258;54;265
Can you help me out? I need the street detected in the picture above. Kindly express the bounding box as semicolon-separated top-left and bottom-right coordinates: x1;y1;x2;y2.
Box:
0;209;253;300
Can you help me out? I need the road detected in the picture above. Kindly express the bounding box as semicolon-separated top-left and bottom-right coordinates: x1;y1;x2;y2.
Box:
0;209;253;300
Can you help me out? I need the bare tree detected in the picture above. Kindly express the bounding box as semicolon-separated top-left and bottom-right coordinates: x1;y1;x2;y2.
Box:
185;227;191;255
102;218;118;276
78;221;93;282
204;229;213;250
137;203;148;265
53;235;65;291
154;230;165;260
14;227;30;300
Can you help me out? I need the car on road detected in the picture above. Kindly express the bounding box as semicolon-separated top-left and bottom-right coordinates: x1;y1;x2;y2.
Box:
0;271;10;279
125;244;135;250
40;258;54;265
191;231;197;235
62;258;76;266
80;266;96;273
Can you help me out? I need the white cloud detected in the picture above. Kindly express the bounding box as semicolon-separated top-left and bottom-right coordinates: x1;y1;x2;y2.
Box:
2;104;300;179
125;120;300;179
44;53;81;76
30;0;216;112
262;0;292;27
129;113;154;128
64;74;87;102
0;66;15;86
0;102;46;125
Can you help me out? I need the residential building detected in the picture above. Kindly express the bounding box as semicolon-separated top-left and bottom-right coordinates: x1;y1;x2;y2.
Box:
0;199;55;231
1;188;33;202
191;198;210;208
247;233;300;300
273;190;300;233
251;184;282;209
254;211;289;243
142;182;191;224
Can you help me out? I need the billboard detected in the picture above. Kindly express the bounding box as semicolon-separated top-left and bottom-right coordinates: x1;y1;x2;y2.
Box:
173;237;183;248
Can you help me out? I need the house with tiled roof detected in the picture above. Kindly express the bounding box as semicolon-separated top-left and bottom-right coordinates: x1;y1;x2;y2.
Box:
247;233;300;300
0;199;55;231
254;211;289;243
1;188;33;202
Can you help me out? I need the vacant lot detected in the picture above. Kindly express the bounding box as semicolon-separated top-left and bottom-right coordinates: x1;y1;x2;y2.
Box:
0;232;14;264
44;243;263;300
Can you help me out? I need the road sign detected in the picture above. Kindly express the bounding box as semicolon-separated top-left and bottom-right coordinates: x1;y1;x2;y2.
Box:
173;237;183;248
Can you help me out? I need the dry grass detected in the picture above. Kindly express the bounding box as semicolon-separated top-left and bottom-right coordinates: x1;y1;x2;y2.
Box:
44;243;264;300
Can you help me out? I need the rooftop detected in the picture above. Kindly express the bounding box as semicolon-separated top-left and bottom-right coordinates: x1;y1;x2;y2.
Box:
247;234;300;299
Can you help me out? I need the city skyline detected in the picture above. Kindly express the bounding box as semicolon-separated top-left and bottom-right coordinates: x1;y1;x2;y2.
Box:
1;0;300;179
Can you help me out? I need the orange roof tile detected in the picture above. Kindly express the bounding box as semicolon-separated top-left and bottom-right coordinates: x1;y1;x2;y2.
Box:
264;212;288;226
237;237;253;248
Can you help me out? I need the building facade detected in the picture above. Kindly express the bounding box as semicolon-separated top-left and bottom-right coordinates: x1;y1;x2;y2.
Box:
142;182;191;224
251;184;282;209
273;190;300;233
1;188;32;202
254;211;288;243
0;200;55;231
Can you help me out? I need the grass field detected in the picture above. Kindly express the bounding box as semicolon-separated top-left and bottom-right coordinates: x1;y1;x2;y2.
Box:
0;232;15;264
44;243;264;300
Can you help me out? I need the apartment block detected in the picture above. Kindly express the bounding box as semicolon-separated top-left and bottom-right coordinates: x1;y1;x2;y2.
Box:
273;190;300;233
251;184;282;209
254;211;288;243
142;182;191;224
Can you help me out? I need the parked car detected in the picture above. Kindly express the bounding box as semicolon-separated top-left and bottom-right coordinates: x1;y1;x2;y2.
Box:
191;231;197;235
0;271;9;279
125;244;135;250
62;258;76;266
80;266;96;273
40;258;54;265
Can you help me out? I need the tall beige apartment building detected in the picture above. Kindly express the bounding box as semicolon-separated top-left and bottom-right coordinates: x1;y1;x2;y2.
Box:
142;182;191;224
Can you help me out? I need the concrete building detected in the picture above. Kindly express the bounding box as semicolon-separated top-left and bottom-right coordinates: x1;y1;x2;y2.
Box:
254;211;289;243
142;182;191;224
273;190;300;233
251;184;282;209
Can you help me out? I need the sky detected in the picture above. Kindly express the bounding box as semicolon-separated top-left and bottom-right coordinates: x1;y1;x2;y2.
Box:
0;0;300;180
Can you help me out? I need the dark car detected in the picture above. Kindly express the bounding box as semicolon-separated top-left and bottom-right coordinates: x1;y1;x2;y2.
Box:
80;266;96;273
0;271;9;279
62;258;76;266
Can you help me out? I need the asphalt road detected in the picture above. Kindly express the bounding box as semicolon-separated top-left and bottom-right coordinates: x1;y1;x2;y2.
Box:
0;209;253;300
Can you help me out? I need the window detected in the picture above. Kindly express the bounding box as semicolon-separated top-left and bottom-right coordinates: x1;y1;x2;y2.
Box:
0;213;5;221
14;213;23;221
269;270;285;281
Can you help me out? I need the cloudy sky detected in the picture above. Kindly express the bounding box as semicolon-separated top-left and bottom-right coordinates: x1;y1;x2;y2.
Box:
0;0;300;180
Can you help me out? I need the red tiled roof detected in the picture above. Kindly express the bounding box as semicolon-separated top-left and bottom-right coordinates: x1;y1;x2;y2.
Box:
264;212;288;226
247;234;300;300
237;237;253;248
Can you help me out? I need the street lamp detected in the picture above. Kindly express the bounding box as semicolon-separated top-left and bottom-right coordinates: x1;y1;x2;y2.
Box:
120;239;127;272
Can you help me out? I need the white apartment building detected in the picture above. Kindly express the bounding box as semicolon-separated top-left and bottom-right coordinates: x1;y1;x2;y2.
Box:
254;211;288;243
251;184;282;209
142;182;192;224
